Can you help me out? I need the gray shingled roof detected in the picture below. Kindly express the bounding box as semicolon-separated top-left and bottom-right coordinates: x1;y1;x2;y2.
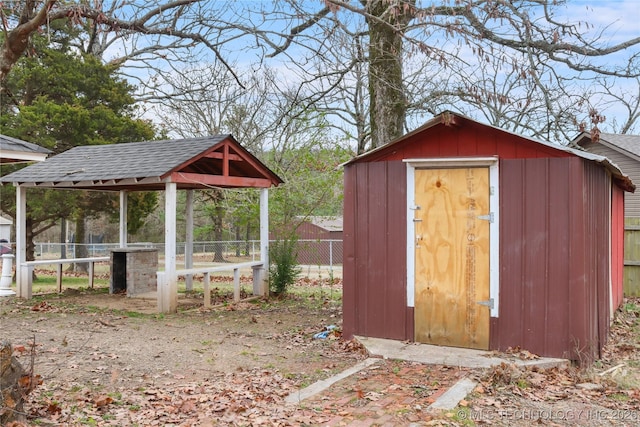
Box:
599;133;640;157
3;136;226;182
0;134;52;163
0;136;282;191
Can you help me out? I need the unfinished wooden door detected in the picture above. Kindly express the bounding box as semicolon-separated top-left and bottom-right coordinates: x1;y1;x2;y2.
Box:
414;167;491;349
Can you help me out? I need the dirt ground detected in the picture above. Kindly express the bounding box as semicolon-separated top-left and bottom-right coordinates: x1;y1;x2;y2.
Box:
1;283;640;426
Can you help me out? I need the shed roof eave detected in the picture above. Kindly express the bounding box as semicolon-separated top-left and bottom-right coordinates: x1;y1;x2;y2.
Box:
345;112;618;163
342;112;635;192
564;143;634;192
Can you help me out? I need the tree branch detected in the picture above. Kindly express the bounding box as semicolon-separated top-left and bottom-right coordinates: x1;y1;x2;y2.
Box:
0;0;57;82
267;6;332;58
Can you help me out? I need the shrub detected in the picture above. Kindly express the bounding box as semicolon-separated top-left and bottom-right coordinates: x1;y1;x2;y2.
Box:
269;236;301;295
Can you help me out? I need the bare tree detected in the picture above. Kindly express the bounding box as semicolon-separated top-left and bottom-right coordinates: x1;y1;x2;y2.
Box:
4;0;640;154
405;52;597;144
589;76;640;135
0;0;242;95
151;57;346;242
237;0;640;150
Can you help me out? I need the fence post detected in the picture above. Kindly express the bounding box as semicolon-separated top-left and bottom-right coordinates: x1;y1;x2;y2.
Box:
89;261;95;289
203;272;211;308
233;268;240;302
329;240;334;276
57;264;63;293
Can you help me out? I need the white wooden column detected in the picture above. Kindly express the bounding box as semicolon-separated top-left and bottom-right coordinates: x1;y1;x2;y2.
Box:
15;185;28;298
159;182;178;313
119;190;128;248
185;189;194;291
260;188;269;267
255;188;269;296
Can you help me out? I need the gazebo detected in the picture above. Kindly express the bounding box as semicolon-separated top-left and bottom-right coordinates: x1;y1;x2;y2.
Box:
0;135;283;312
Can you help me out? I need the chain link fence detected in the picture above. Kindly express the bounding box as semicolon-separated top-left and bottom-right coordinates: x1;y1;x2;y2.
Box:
34;239;343;278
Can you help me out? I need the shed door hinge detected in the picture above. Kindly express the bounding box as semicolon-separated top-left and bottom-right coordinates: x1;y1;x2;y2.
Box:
477;298;494;309
477;212;494;223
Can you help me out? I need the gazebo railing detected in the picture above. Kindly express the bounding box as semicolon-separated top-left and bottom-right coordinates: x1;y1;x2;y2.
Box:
19;256;110;298
158;260;265;309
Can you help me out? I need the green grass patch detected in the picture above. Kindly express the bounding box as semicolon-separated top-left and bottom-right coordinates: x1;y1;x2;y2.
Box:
32;275;110;293
608;392;630;402
624;302;640;313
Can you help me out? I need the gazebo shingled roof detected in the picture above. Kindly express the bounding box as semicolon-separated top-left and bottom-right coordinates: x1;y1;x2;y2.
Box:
0;135;282;190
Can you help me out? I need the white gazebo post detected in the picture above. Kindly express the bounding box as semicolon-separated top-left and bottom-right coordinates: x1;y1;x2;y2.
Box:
184;189;194;291
253;187;269;296
159;182;178;313
119;190;128;248
0;254;15;296
15;185;29;299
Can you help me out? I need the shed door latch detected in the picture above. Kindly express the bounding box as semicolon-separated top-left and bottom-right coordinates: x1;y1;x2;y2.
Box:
477;213;494;223
476;298;494;309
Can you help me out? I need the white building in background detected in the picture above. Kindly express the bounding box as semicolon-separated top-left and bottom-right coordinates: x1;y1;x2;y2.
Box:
0;216;11;242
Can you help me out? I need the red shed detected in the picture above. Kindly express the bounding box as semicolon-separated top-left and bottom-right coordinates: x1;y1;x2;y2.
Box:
342;112;634;362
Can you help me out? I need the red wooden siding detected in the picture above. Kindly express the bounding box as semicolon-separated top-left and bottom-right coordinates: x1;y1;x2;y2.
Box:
492;157;611;361
294;222;343;240
361;121;574;163
294;222;343;265
343;112;626;362
343;163;357;339
612;187;625;309
342;161;410;341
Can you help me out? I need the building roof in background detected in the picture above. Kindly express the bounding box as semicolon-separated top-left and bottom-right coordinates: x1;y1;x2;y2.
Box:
574;132;640;160
0;134;51;164
305;216;343;232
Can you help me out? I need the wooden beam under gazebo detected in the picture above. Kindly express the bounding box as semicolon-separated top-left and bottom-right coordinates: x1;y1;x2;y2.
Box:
0;135;283;313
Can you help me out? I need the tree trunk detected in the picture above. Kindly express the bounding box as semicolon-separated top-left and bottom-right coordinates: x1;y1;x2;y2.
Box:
25;218;35;262
212;204;226;263
364;0;415;153
244;223;251;256
60;218;67;259
73;214;88;272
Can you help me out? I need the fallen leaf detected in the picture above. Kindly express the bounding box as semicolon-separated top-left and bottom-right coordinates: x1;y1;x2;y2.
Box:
94;395;113;407
355;387;364;399
47;402;62;414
